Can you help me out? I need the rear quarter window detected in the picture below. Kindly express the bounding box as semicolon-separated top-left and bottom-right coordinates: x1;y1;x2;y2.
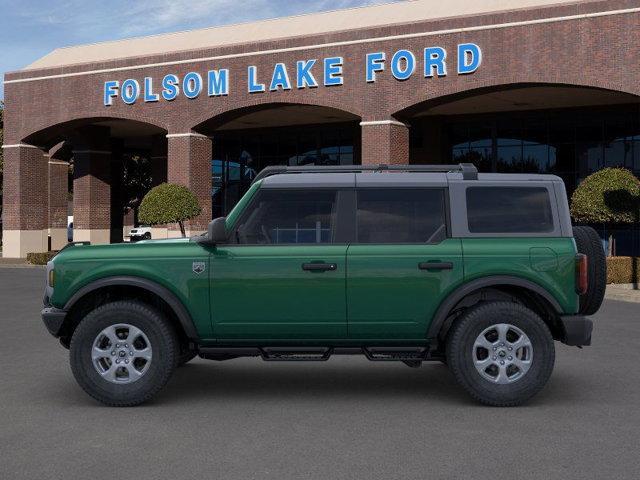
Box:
466;186;554;233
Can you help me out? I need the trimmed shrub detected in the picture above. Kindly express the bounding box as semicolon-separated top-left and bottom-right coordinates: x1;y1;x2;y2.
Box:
570;168;640;224
138;183;202;237
607;256;640;284
27;251;58;265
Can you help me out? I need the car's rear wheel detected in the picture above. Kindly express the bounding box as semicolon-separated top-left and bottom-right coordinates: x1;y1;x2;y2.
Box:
446;301;555;407
70;300;177;407
573;226;606;315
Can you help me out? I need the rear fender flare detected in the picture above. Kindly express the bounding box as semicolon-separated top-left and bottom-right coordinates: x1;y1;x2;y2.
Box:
427;276;563;342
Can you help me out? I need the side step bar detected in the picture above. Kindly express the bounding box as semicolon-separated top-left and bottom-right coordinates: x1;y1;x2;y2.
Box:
363;347;428;361
261;347;332;361
199;346;431;362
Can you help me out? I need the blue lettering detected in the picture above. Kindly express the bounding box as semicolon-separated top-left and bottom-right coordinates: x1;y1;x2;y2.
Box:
121;79;140;104
458;43;482;74
103;80;119;106
248;66;265;93
143;77;159;102
161;74;179;101
366;52;385;83
390;50;415;81
208;69;229;96
424;47;447;77
270;63;291;91
324;57;343;86
183;72;203;99
296;60;318;89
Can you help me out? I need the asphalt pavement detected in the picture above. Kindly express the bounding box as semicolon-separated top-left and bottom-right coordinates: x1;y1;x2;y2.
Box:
1;267;639;480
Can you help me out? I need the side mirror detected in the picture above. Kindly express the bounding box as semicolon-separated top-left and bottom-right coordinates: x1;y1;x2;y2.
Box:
207;217;228;244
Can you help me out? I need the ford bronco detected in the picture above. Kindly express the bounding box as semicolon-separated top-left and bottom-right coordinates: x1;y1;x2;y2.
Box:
41;163;606;407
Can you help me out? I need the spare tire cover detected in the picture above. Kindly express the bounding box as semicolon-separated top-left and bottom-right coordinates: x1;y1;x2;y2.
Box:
572;226;606;316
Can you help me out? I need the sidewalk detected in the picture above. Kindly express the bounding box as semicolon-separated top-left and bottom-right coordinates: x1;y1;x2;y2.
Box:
605;284;640;303
0;258;42;268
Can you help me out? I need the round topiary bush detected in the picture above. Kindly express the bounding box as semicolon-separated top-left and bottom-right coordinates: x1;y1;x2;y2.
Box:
138;183;202;237
570;168;640;224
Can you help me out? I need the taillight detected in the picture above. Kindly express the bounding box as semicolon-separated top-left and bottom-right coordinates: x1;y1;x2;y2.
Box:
575;254;588;295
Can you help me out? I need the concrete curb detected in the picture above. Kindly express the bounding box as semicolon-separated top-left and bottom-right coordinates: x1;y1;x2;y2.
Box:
0;264;45;269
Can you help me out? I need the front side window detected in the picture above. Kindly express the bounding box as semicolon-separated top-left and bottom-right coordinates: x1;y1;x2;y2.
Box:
235;189;337;244
356;189;447;244
466;187;554;233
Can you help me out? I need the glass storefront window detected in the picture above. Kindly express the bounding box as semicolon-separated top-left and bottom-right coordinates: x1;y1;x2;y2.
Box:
431;104;640;196
212;122;359;216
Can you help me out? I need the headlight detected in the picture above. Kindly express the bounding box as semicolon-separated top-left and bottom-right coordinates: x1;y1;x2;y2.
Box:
48;269;55;287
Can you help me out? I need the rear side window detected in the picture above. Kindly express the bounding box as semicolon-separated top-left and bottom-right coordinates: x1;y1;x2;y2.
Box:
466;187;554;233
356;189;447;244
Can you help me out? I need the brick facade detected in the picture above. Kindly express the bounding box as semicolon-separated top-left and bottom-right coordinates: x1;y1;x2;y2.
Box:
2;0;640;255
361;122;410;165
167;134;213;232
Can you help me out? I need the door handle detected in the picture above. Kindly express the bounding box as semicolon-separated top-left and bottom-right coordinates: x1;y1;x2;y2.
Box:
418;261;453;271
302;262;337;272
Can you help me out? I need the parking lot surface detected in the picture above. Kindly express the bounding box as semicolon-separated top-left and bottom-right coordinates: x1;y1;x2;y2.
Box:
1;267;639;480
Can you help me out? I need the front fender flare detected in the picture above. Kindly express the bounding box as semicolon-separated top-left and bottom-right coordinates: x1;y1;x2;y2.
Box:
64;276;198;340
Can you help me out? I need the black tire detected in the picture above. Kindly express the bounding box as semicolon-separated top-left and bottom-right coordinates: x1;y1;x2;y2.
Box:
446;301;555;407
573;226;606;315
70;300;177;407
143;232;151;240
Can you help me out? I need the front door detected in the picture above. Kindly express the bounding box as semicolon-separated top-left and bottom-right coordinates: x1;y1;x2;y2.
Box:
346;187;464;340
211;188;348;340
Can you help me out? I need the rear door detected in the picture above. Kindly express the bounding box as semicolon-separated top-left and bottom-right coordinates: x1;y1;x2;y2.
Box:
211;187;350;340
346;186;463;340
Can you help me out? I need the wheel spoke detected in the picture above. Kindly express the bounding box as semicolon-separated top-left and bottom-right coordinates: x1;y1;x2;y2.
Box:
496;323;509;344
92;345;110;361
104;326;120;346
473;335;494;351
99;363;119;382
126;325;143;344
509;336;532;352
133;347;152;362
125;365;143;381
495;364;510;384
512;357;532;374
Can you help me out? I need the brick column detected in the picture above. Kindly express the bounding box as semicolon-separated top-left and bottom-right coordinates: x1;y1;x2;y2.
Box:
48;143;71;250
2;144;49;257
360;120;410;165
166;133;212;236
48;159;69;250
71;127;112;244
149;134;169;240
150;134;168;187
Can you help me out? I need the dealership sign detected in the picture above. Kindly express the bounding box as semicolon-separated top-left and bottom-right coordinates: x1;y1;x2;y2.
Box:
103;43;482;106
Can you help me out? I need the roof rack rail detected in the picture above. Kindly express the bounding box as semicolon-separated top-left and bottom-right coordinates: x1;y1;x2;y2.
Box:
251;163;478;184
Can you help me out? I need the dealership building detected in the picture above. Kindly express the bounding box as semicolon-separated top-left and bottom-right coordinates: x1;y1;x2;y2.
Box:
2;0;640;257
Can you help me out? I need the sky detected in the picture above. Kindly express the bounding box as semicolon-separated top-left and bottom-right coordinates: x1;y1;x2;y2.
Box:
0;0;400;100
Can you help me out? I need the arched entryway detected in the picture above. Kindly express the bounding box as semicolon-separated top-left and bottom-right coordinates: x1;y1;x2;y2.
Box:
9;118;167;252
194;103;361;217
396;84;640;192
396;83;640;254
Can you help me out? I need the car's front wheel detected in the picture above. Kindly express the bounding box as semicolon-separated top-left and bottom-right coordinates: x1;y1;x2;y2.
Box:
70;300;177;407
446;301;555;407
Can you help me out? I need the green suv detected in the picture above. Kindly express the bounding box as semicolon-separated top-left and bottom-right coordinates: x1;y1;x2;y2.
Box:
41;164;606;407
